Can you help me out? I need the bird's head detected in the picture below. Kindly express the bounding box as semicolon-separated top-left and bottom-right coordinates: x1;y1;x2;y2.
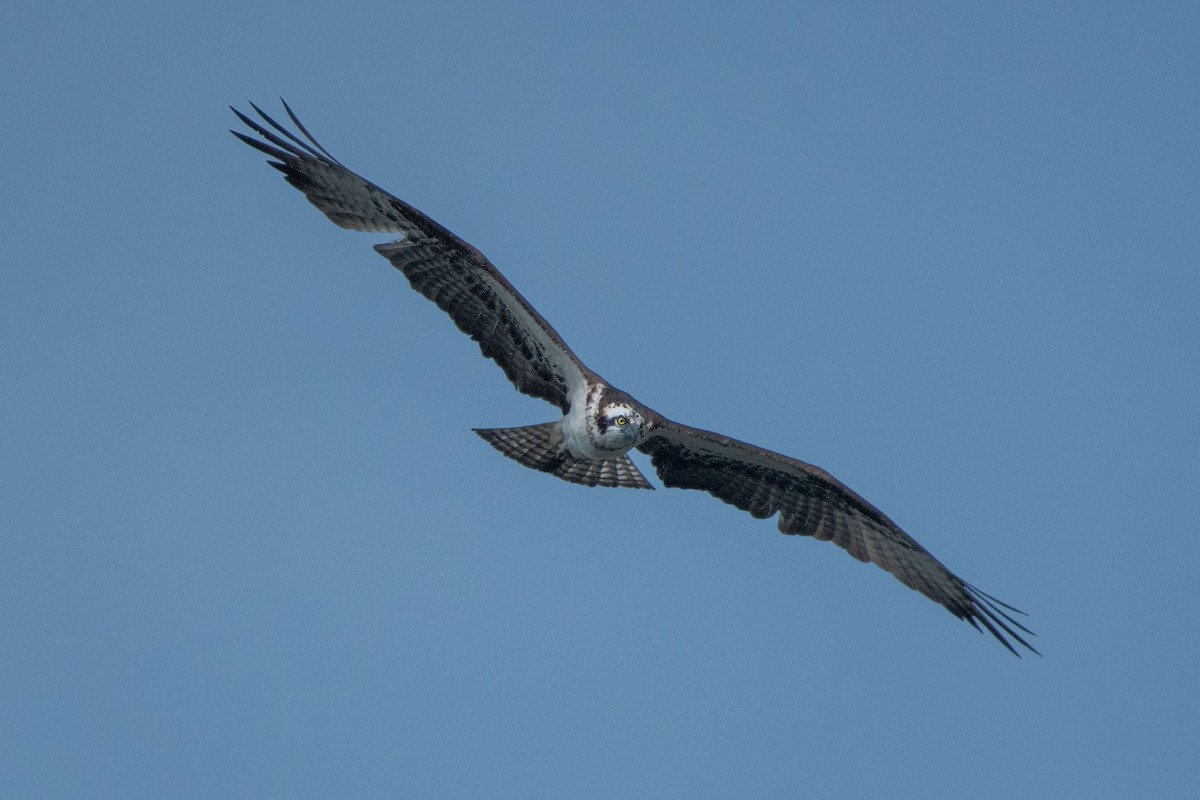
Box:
596;403;646;450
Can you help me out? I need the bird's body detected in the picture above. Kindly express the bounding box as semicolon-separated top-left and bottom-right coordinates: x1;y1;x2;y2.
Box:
232;101;1036;655
560;384;649;464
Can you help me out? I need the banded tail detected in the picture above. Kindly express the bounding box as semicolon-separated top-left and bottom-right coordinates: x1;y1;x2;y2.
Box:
474;422;653;490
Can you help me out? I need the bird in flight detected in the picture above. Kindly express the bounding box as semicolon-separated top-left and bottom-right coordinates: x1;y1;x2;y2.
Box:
232;101;1036;655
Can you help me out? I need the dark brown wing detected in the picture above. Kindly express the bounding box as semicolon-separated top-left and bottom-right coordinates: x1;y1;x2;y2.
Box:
231;101;593;413
638;418;1037;655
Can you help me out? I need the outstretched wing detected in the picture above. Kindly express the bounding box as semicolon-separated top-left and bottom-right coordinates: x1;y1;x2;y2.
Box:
638;418;1037;655
231;101;592;413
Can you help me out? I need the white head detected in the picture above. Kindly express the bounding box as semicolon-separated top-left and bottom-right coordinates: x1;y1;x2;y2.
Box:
595;402;646;451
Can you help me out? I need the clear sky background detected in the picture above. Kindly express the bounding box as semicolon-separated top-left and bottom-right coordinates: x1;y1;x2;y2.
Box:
3;2;1198;797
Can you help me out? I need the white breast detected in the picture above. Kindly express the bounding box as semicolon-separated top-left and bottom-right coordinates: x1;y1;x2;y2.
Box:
563;383;606;459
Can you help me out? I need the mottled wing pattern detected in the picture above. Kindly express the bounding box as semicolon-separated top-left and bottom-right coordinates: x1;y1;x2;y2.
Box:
231;101;590;413
638;419;1037;655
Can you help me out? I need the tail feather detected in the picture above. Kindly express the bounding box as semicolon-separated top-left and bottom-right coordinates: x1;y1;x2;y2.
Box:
474;423;653;490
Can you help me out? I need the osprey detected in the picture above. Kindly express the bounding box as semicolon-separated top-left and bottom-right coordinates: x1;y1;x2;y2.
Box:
232;101;1037;656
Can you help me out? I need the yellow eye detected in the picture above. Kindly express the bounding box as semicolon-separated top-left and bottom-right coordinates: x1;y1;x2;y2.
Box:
615;416;627;426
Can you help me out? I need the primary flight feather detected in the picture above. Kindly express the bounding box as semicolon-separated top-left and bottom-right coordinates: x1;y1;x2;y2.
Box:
232;100;1037;655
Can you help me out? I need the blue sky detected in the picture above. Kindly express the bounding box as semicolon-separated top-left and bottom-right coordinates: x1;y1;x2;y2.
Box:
3;2;1198;797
